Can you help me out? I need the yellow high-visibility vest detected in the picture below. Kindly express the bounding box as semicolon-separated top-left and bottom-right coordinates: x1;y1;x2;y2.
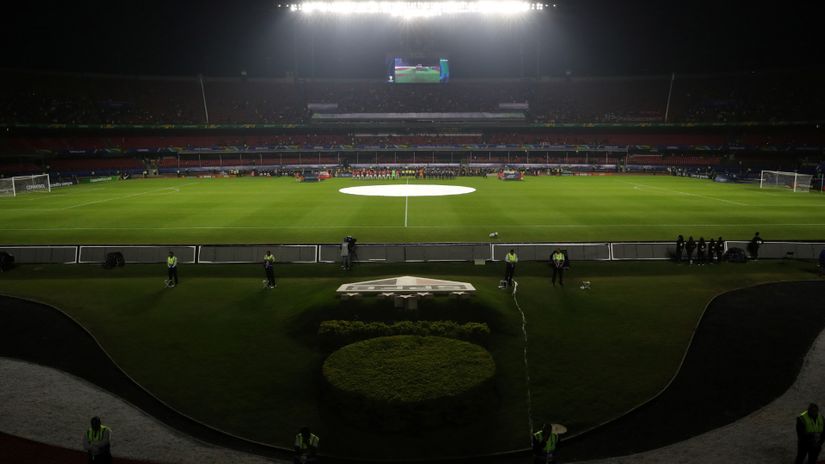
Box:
533;430;558;453
86;425;110;444
294;433;320;450
800;411;824;433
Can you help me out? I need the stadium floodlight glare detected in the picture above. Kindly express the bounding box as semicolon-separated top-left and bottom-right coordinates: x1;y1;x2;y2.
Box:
295;1;534;18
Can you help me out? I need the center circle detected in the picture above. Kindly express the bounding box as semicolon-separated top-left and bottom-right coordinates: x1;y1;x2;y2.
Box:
338;184;476;197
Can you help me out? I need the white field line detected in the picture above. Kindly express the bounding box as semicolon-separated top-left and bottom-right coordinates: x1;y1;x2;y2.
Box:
2;223;825;232
404;178;409;228
511;281;534;440
60;183;197;210
625;181;749;206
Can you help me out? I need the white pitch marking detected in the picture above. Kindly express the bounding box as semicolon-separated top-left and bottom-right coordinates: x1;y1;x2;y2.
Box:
61;183;197;210
404;178;409;228
625;181;748;206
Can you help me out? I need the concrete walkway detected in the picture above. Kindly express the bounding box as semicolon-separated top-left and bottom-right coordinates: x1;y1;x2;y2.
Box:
0;357;283;464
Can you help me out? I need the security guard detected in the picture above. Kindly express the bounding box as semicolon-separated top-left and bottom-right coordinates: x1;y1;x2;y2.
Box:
504;249;518;288
532;423;559;464
264;250;276;288
551;249;566;287
82;416;111;463
167;251;178;287
294;426;320;464
796;403;824;464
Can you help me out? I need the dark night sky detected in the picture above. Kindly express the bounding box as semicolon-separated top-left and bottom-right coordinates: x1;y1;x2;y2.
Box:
1;0;821;78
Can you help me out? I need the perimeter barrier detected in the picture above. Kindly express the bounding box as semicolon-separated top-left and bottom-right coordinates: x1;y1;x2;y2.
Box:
0;246;77;264
1;241;823;264
725;241;825;260
78;245;197;264
198;245;317;263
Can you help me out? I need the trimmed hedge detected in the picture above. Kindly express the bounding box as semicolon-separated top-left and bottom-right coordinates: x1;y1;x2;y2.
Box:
322;335;497;430
318;320;490;350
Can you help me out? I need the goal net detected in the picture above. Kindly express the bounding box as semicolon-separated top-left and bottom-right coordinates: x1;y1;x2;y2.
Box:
760;170;813;193
0;174;51;197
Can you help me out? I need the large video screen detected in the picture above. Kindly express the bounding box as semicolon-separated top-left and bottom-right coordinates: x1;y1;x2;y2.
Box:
389;57;449;84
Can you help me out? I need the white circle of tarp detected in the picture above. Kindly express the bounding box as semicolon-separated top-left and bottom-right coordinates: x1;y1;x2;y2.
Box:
338;184;476;197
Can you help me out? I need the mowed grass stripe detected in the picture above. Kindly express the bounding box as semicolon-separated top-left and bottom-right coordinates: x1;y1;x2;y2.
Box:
0;176;823;244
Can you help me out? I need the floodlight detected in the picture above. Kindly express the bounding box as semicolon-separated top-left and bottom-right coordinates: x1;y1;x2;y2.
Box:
295;1;535;18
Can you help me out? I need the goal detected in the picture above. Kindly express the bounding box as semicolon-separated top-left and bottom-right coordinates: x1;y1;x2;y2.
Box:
0;174;52;197
759;170;813;193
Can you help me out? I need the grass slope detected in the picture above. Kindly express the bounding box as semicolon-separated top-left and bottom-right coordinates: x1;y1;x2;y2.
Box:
0;260;816;459
0;176;823;244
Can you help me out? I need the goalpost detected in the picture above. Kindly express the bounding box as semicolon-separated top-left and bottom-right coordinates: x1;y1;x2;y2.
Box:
759;170;813;193
0;174;52;198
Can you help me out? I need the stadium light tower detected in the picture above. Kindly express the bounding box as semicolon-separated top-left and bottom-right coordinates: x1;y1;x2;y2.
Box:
286;1;541;18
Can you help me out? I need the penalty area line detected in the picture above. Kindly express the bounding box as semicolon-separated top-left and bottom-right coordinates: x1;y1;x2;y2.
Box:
60;183;197;210
624;181;749;206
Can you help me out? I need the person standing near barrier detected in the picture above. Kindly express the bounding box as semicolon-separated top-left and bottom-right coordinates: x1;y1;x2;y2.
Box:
716;236;725;262
819;248;825;275
697;237;707;265
748;231;764;260
503;249;518;288
532;423;559;464
294;426;320;464
82;416;111;464
340;237;352;271
551;249;565;287
166;251;178;287
685;236;696;264
264;250;276;288
707;238;716;264
796;403;823;464
675;235;685;262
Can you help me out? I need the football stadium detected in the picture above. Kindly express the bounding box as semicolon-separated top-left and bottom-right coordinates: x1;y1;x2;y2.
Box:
1;1;824;464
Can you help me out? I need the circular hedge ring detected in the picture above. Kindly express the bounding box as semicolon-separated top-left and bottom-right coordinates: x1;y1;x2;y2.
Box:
322;335;496;430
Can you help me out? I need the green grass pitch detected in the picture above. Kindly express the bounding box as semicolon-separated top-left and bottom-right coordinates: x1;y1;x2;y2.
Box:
0;175;823;245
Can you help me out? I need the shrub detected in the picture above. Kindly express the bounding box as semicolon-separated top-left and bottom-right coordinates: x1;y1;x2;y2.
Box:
322;335;497;430
318;320;490;350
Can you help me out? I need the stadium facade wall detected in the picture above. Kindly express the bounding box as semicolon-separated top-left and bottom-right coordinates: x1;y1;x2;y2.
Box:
3;242;824;264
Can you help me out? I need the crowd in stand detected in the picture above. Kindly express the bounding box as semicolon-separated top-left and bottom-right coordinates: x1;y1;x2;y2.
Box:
2;70;822;126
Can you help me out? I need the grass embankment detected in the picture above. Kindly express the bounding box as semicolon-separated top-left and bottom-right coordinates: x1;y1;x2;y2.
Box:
0;260;817;458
